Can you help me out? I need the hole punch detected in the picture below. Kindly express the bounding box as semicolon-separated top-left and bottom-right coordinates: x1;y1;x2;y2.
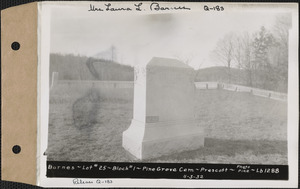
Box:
12;145;21;154
11;42;20;51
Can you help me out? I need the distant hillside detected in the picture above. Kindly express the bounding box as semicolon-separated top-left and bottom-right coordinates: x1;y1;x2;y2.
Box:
195;66;247;85
49;54;286;92
195;66;287;92
49;53;134;82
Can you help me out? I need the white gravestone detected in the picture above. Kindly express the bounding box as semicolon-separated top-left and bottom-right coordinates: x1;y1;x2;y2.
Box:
122;57;204;159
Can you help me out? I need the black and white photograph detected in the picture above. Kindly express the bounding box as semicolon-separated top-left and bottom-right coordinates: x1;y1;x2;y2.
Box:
37;2;298;188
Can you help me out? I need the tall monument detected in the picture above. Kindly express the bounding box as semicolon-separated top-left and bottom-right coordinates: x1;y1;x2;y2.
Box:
122;57;204;159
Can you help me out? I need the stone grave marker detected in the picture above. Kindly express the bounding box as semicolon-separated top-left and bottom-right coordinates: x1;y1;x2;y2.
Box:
122;57;204;159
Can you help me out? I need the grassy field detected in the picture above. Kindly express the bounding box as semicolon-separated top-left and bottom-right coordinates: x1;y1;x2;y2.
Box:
47;87;287;164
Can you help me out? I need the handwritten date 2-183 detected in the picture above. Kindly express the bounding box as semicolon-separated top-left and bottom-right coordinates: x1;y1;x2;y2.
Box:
204;5;224;11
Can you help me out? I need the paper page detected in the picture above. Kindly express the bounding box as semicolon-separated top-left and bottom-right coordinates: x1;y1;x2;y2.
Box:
36;1;298;188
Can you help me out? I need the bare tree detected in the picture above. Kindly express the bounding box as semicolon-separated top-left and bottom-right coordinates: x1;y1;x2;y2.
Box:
239;32;255;86
273;14;291;48
232;34;244;84
233;35;243;70
213;33;235;83
270;14;291;92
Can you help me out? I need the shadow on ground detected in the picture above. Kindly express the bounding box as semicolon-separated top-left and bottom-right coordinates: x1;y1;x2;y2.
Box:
145;137;287;164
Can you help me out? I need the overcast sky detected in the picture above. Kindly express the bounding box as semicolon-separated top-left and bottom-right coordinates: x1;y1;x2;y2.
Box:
49;3;286;69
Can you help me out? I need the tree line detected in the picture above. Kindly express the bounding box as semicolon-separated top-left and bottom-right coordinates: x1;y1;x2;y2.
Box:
50;14;290;93
49;53;134;82
212;15;291;92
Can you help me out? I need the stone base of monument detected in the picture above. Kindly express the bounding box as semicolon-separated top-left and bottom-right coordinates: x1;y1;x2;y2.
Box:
122;119;204;160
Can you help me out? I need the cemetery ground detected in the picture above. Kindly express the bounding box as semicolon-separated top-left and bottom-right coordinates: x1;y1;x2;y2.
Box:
47;86;287;164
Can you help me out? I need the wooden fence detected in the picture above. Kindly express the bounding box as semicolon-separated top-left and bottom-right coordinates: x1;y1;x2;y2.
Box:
195;82;287;102
51;72;287;102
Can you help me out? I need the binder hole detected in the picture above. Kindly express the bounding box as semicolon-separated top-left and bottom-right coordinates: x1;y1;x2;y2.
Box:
12;145;21;154
11;42;20;51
